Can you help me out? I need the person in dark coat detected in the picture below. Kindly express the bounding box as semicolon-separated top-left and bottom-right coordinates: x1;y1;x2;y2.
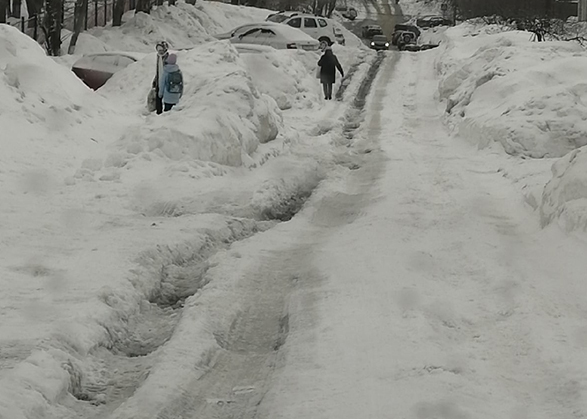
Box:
318;46;344;100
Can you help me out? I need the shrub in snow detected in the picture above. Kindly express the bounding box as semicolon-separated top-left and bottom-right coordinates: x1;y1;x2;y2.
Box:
437;26;587;158
540;148;587;231
100;41;282;170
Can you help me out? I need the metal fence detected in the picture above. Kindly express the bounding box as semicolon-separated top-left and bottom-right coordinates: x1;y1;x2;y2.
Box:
8;0;133;47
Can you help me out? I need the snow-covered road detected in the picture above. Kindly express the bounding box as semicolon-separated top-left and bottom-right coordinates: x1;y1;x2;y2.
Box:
109;47;587;419
3;6;587;415
253;50;587;418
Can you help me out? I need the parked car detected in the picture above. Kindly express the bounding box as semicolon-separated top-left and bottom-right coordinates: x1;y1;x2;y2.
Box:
369;34;390;51
334;6;358;20
396;31;417;50
228;24;320;51
391;24;420;45
214;22;282;40
266;12;337;48
416;15;452;28
71;52;142;90
361;24;383;39
266;11;300;22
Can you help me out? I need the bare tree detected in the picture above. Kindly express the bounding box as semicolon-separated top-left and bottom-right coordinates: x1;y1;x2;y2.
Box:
135;0;150;13
0;0;7;23
113;0;124;25
11;0;22;17
42;0;62;56
68;0;86;53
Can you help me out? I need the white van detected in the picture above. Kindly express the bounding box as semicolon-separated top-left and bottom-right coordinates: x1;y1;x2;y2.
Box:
266;12;338;48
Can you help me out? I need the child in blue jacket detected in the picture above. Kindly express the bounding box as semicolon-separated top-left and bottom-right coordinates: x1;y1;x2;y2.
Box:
158;53;183;112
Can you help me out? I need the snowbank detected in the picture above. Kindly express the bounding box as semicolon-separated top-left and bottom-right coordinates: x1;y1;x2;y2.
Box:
436;24;587;158
240;48;322;110
400;0;442;18
71;1;274;54
540;148;587;231
0;24;126;183
434;22;587;232
96;41;282;173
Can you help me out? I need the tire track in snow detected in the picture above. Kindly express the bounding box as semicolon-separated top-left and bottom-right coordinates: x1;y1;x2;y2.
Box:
60;218;274;418
47;48;396;419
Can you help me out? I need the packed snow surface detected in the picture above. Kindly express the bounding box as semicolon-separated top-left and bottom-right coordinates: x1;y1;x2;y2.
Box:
0;0;375;417
2;0;587;417
436;22;587;231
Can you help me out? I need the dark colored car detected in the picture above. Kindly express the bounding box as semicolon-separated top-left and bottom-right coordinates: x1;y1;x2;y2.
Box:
391;24;421;45
72;52;139;90
396;31;417;51
361;24;383;39
416;15;452;28
369;34;389;50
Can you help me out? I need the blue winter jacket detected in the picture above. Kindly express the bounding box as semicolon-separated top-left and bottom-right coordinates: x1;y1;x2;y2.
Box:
158;63;182;105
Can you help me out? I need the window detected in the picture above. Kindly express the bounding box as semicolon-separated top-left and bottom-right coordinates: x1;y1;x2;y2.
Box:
240;28;262;38
267;14;288;23
287;17;301;28
318;18;327;28
304;18;317;28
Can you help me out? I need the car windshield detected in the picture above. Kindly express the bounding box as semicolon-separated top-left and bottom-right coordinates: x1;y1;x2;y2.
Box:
267;14;289;23
373;35;387;41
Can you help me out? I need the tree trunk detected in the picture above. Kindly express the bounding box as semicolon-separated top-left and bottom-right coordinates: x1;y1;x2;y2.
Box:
135;0;150;13
0;0;7;23
67;0;86;54
11;0;21;17
26;0;42;15
325;0;335;17
112;0;124;25
44;0;62;56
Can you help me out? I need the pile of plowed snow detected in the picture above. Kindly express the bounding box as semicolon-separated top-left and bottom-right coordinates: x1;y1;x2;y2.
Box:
69;1;364;57
240;47;324;110
436;24;587;159
399;0;442;18
96;41;282;177
540;149;587;232
70;1;273;53
436;23;587;232
0;24;128;185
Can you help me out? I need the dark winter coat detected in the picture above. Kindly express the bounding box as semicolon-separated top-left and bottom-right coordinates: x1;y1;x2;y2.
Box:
318;49;344;84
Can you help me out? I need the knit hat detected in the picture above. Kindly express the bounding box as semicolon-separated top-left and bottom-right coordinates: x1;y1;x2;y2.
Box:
166;54;177;65
156;41;169;56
